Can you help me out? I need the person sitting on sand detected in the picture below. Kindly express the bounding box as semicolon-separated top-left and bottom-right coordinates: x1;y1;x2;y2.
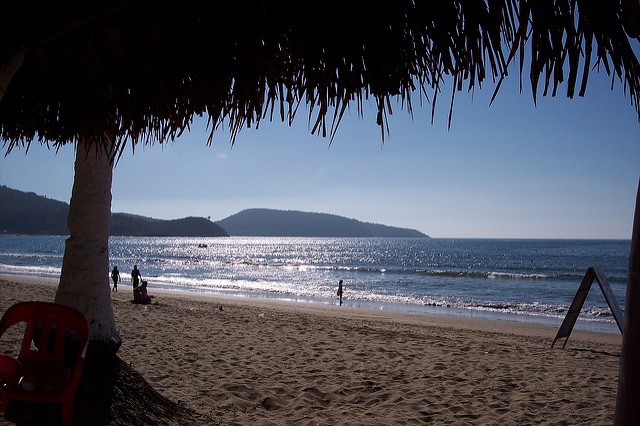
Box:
133;280;152;305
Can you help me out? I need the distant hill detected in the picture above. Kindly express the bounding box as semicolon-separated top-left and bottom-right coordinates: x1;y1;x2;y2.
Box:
0;185;69;234
0;186;428;238
0;186;228;237
109;214;228;237
216;208;428;238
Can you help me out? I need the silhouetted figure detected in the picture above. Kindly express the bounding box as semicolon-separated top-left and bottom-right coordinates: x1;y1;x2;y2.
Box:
131;265;142;290
337;279;344;306
111;266;120;292
133;280;152;304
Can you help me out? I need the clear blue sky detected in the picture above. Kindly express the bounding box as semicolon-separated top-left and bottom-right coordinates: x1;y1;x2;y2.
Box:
1;67;639;239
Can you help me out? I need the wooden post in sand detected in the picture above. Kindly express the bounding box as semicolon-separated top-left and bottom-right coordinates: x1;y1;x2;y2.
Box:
615;178;640;424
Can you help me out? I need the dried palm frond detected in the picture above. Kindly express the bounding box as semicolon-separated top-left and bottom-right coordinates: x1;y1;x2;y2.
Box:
0;1;638;151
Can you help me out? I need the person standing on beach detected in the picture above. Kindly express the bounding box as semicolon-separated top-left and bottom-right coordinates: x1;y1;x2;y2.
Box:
111;266;121;292
131;265;142;290
337;279;344;306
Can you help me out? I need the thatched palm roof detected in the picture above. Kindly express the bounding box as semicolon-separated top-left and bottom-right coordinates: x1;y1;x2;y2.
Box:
1;1;639;150
2;3;640;424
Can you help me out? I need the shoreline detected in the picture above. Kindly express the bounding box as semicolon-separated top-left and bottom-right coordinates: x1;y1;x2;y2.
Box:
0;272;621;337
0;272;621;349
0;275;623;424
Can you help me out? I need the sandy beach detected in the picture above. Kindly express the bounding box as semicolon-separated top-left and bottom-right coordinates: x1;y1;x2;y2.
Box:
0;275;622;425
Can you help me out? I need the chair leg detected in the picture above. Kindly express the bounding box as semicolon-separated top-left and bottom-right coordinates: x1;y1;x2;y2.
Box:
0;395;8;415
61;401;73;426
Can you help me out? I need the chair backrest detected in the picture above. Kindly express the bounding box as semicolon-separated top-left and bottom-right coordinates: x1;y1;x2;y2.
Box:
0;302;89;370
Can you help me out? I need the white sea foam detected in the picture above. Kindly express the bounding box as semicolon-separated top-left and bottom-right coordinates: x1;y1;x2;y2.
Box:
0;235;628;331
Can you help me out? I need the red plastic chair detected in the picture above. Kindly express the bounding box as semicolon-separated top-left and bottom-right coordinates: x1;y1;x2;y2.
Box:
0;302;89;426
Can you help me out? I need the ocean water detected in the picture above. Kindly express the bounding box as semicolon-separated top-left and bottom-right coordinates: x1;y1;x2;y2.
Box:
0;235;630;333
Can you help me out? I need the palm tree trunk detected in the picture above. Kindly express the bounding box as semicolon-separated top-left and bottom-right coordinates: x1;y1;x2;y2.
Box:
55;137;121;352
615;178;640;424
